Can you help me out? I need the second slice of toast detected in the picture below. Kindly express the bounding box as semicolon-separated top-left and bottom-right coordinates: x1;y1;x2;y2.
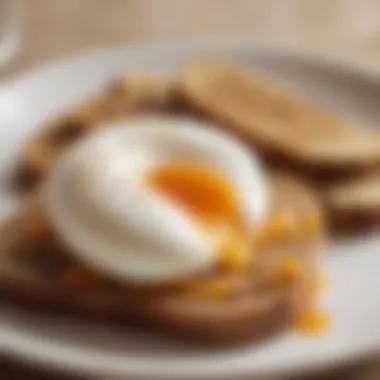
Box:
179;59;380;179
322;173;380;233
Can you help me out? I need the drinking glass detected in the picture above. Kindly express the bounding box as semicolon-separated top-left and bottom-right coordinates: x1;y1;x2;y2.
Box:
0;0;23;66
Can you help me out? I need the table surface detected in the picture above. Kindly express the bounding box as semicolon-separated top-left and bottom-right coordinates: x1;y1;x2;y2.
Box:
2;0;380;379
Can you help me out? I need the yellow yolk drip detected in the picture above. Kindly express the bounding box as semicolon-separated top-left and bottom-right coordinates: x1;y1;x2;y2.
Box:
218;229;252;271
274;255;302;286
146;161;240;223
266;211;298;238
295;309;329;333
146;161;252;284
146;162;326;329
181;277;232;297
294;271;328;333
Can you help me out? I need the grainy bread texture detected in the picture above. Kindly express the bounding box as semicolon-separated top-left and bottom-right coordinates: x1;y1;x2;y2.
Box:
0;172;323;346
179;59;380;179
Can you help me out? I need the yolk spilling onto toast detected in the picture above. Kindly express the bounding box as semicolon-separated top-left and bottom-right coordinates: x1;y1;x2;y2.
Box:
146;161;251;275
295;308;329;333
37;159;327;334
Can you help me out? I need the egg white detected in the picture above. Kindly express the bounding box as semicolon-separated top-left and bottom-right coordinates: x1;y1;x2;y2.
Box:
45;116;269;283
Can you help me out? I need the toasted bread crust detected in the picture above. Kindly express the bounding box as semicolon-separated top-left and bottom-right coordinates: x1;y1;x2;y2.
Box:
178;59;380;179
0;280;291;345
322;174;380;234
0;172;322;345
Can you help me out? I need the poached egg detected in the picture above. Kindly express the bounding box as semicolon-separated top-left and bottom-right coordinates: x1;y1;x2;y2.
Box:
45;116;268;283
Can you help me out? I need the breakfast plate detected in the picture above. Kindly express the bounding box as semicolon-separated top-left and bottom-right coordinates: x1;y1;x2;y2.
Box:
1;42;380;379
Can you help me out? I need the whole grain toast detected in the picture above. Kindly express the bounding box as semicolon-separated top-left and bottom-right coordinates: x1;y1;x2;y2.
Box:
0;172;323;345
178;59;380;180
17;74;176;189
322;173;380;233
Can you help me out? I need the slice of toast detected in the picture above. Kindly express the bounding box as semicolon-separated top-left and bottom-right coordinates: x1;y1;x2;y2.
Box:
0;172;323;345
179;59;380;179
17;74;175;189
323;173;380;233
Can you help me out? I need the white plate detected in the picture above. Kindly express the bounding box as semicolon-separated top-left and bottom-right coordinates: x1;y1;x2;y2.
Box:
1;42;380;380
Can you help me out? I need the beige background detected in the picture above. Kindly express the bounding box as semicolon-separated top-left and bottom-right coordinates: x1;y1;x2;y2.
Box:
2;0;380;379
4;0;380;77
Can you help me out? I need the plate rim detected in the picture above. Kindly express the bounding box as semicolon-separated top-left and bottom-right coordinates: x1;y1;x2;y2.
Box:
2;38;380;91
3;326;380;379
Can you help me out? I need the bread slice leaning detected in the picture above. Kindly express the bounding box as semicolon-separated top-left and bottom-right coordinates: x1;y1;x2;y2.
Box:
0;172;323;346
179;59;380;179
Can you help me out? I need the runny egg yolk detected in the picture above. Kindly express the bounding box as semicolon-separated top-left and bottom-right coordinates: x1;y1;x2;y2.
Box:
146;161;251;271
146;161;240;224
